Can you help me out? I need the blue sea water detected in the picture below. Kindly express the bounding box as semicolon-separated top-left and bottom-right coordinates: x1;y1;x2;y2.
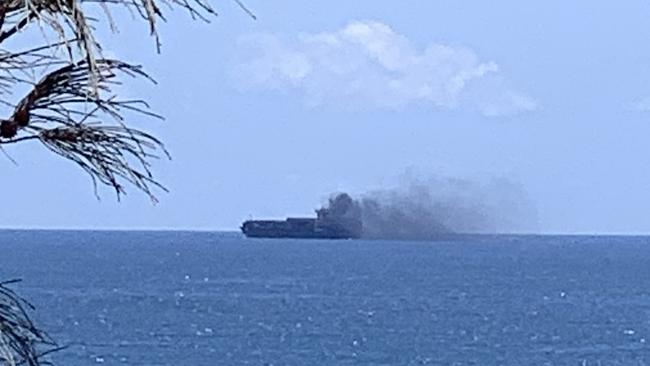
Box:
1;231;650;365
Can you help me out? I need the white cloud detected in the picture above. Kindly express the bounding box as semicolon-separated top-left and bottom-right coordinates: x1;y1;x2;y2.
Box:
631;97;650;112
232;20;538;117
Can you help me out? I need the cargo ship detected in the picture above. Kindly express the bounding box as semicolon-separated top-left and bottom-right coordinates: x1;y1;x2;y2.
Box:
241;193;362;239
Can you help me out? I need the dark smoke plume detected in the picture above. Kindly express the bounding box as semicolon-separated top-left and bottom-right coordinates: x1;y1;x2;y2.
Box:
323;176;537;240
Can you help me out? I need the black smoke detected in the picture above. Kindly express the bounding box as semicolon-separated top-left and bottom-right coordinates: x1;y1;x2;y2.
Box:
323;176;537;240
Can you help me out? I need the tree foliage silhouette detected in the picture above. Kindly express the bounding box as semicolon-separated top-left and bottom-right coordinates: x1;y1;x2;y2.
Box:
0;0;252;364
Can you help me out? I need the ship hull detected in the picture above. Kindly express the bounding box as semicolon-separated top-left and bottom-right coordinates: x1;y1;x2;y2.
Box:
241;219;360;240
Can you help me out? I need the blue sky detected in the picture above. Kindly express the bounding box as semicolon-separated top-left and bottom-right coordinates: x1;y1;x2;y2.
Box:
3;1;650;233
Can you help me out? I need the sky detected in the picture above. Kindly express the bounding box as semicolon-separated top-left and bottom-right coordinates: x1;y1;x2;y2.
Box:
3;1;650;233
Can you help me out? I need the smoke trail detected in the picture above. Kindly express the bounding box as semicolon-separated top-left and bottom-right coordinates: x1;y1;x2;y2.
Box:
324;176;537;240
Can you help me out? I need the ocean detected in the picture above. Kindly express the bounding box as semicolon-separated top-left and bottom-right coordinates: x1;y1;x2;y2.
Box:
1;230;649;365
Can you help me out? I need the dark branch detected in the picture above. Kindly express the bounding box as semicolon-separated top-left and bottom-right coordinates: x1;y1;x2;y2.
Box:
0;280;60;366
0;59;168;200
39;123;170;201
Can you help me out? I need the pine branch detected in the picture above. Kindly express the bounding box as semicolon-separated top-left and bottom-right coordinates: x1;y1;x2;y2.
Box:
0;280;61;366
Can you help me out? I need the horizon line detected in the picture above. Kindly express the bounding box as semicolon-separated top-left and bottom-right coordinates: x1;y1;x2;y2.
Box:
1;227;650;237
